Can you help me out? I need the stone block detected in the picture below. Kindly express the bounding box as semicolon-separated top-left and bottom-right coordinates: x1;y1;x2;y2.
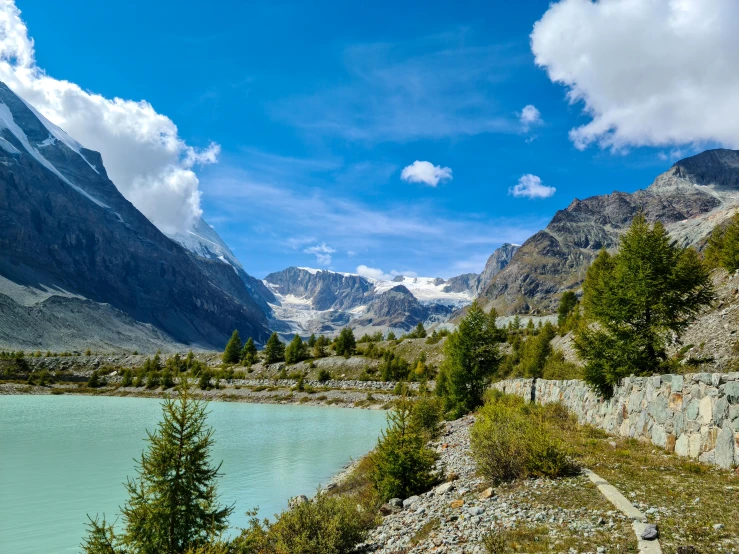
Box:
673;412;685;437
666;433;676;453
649;395;669;424
715;424;735;469
668;392;683;411
652;424;667;448
671;374;684;392
688;433;702;458
699;396;713;424
692;373;712;384
725;382;739;405
686;399;700;421
675;434;689;457
713;397;729;425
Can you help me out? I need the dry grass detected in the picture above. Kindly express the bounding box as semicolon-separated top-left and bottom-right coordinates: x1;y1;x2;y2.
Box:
551;413;739;553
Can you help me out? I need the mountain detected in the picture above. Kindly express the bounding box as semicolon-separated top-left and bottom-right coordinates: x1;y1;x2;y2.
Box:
168;217;276;313
443;243;519;295
0;82;270;351
479;149;739;314
263;267;475;336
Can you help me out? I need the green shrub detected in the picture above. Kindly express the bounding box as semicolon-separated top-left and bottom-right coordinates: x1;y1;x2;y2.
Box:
145;371;160;390
87;370;101;388
317;369;331;382
198;370;212;390
410;395;443;438
470;394;576;484
236;492;376;554
121;369;133;387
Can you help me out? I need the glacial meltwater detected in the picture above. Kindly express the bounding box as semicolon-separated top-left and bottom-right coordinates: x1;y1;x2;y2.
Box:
0;395;388;553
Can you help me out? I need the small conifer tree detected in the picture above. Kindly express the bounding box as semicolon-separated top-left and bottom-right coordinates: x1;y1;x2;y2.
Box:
334;328;356;358
370;398;437;501
222;330;242;364
241;337;258;366
82;383;233;553
264;332;285;364
285;334;308;364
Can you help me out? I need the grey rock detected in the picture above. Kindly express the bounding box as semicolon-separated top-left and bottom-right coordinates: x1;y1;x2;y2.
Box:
402;495;420;509
641;524;659;540
288;495;309;509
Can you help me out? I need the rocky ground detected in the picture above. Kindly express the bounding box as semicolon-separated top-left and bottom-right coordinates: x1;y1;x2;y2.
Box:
355;417;636;554
673;269;739;372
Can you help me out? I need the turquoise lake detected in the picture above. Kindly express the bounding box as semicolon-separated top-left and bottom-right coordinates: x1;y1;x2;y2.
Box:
0;395;388;553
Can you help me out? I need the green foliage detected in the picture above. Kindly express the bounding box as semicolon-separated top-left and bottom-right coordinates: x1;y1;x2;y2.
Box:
285;335;308;364
370;398;438;501
264;333;285;364
161;369;174;389
199;370;212;390
404;322;427;339
513;322;557;379
705;212;739;272
409;395;443;438
311;335;330;358
82;384;233;554
307;333;317;348
317;369;332;382
386;331;396;341
87;370;102;388
379;350;410;381
575;214;714;396
222;330;242;365
121;369;133;387
425;328;449;344
146;371;160;390
334;327;356;358
470;393;576;484
436;301;502;418
240;338;258;367
557;291;578;329
235;491;375;554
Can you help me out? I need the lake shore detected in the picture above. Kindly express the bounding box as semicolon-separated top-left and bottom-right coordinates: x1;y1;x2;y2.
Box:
0;381;398;410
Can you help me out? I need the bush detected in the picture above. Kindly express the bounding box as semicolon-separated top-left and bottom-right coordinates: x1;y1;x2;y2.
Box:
87;370;101;388
317;369;331;382
121;369;133;387
410;395;443;438
470;394;576;484
198;370;212;390
145;371;160;390
236;492;376;554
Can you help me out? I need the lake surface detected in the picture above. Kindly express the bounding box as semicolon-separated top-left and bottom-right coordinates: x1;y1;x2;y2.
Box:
0;395;388;553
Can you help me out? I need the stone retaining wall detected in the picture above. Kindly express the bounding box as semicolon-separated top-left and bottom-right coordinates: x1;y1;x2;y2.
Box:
492;373;739;469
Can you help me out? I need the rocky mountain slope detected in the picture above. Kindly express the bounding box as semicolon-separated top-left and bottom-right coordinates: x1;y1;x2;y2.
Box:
480;149;739;314
0;82;270;351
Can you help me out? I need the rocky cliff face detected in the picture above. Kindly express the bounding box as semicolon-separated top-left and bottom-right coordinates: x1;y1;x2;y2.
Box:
480;149;739;314
0;82;270;350
352;285;453;331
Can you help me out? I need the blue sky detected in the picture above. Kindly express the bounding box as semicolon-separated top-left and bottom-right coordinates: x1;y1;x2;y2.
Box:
12;0;732;278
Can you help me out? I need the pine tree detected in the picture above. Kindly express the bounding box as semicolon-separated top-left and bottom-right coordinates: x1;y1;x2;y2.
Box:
370;398;437;501
222;330;242;364
121;369;133;387
241;338;258;366
557;291;578;329
334;328;356;358
264;332;285;364
386;331;396;341
575;214;714;396
436;301;502;417
82;384;233;554
412;322;426;338
307;333;317;348
285;334;308;364
152;350;162;372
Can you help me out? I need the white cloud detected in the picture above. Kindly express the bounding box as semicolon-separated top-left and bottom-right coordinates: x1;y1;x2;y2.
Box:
531;0;739;150
519;104;542;131
355;265;417;281
0;1;218;234
400;160;452;187
303;243;335;265
509;174;556;199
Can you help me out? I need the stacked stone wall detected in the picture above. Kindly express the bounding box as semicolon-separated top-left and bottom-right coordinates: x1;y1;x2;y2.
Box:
492;373;739;469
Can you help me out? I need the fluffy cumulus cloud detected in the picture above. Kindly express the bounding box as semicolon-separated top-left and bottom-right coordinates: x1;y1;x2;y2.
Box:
400;160;452;187
0;1;218;233
519;104;542;131
303;243;335;265
531;0;739;150
509;174;556;199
